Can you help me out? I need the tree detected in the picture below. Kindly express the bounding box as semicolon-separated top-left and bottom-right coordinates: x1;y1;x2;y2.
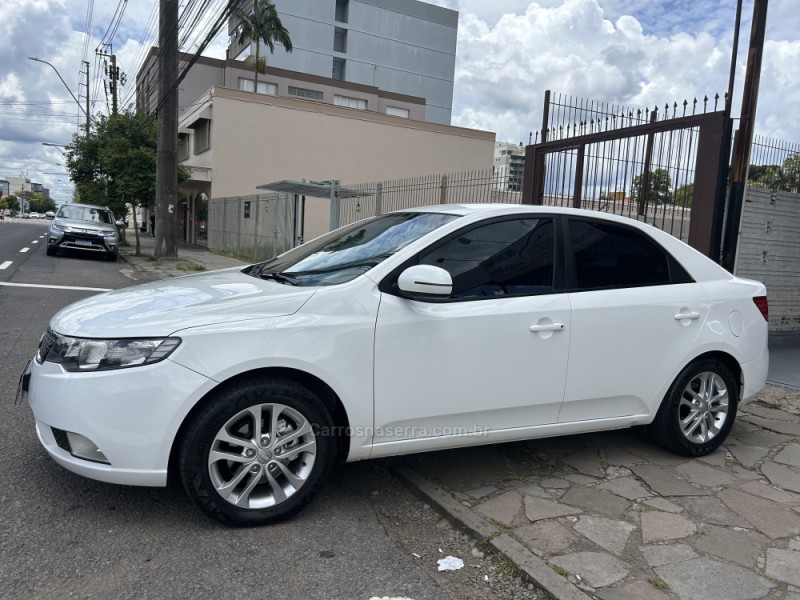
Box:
0;195;20;212
748;154;800;192
65;109;189;256
631;168;672;205
17;190;56;213
234;0;293;91
673;182;693;208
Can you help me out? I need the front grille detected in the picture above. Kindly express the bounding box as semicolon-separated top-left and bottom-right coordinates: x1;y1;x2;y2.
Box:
37;329;58;364
51;428;71;452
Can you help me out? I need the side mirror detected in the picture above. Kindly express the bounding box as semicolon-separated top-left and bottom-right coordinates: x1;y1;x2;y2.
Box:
397;265;453;298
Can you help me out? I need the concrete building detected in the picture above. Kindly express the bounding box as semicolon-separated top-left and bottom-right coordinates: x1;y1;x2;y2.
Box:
177;86;494;243
493;142;526;192
228;0;458;125
0;180;9;197
137;52;426;124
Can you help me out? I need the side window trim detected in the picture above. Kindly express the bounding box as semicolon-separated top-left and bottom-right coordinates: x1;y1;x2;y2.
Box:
379;214;563;302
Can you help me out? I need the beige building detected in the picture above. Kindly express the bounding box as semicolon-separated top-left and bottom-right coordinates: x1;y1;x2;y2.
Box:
177;86;495;243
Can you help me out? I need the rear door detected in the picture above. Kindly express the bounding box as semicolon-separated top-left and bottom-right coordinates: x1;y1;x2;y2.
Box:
559;217;710;423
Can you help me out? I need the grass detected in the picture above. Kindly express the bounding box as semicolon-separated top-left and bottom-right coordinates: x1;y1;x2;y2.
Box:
176;263;206;271
649;576;668;591
552;565;570;578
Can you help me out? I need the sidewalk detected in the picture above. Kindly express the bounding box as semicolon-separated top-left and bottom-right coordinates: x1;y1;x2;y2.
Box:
120;234;800;600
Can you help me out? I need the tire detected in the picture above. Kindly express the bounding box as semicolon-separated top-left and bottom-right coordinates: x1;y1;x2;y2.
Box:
178;376;336;526
107;251;118;261
650;358;738;457
46;246;57;256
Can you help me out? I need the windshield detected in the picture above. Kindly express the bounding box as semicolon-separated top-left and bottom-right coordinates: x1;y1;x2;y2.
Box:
58;205;114;224
245;212;459;286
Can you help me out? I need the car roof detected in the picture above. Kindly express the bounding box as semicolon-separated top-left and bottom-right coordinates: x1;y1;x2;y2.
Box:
60;203;112;211
399;202;637;222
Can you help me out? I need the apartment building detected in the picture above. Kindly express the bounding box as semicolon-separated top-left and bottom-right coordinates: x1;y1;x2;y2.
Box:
493;142;526;192
228;0;458;124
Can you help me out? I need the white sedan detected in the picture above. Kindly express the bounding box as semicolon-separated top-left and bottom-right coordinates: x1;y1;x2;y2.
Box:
22;204;769;526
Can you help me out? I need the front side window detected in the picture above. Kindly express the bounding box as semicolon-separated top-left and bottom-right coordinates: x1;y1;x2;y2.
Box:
569;219;673;289
418;218;555;299
245;212;459;286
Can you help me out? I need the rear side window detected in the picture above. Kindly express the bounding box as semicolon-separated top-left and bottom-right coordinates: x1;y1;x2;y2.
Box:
419;218;555;299
568;219;686;290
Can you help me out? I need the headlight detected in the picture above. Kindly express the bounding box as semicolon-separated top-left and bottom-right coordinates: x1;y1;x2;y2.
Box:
42;333;181;371
102;230;117;238
50;223;66;232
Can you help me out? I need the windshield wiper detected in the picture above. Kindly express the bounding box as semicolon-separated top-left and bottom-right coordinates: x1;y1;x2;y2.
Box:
258;272;300;286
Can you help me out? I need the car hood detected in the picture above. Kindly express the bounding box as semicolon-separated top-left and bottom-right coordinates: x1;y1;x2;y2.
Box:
50;268;317;338
53;217;117;233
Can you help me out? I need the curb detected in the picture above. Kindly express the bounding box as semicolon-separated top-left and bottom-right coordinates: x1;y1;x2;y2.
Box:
393;466;590;600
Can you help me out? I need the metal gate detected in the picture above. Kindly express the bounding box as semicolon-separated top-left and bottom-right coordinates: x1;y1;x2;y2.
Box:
522;91;729;257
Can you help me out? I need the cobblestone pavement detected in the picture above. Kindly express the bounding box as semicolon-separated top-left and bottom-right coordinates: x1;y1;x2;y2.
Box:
397;385;800;600
119;235;800;600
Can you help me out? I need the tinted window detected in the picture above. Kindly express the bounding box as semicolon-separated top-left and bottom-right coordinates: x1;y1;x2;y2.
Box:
569;219;671;289
419;218;554;299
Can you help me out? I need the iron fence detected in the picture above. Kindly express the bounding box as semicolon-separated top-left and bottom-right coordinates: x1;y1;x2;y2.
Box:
209;194;298;261
337;170;523;228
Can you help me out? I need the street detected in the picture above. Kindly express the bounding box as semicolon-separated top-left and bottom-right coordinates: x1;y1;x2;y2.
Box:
0;220;535;600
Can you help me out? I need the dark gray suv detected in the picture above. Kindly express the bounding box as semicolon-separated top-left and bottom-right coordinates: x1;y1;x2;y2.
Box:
47;203;120;261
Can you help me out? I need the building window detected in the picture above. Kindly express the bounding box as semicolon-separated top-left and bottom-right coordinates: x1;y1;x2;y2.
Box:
332;58;346;81
334;95;366;110
334;27;347;53
238;78;277;95
288;86;323;100
190;118;211;153
335;0;349;23
386;106;410;118
178;133;190;161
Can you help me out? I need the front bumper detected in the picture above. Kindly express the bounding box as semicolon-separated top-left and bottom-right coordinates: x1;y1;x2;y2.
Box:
27;357;215;486
48;228;118;254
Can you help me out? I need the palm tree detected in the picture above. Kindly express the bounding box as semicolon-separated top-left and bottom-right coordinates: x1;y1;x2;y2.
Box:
234;0;293;91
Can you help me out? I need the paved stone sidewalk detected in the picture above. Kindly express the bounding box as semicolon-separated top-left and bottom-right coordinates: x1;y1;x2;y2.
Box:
397;385;800;600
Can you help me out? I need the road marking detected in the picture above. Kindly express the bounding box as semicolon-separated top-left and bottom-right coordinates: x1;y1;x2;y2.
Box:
0;282;111;292
0;261;12;270
32;240;39;244
20;247;30;253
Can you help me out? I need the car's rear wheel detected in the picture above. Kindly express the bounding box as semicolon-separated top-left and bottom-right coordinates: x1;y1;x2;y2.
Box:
178;376;335;526
650;358;738;457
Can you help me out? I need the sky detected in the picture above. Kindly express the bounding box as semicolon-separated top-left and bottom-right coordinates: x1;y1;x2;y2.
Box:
1;0;798;204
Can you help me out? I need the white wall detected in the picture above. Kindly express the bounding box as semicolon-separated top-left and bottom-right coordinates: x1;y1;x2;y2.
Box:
735;186;800;344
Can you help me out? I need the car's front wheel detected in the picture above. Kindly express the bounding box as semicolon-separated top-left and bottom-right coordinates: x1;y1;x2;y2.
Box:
46;246;57;256
650;358;738;457
178;376;336;526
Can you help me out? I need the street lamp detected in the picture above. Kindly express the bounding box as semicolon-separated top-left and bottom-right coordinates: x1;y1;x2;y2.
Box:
42;142;67;156
29;56;90;138
28;57;87;117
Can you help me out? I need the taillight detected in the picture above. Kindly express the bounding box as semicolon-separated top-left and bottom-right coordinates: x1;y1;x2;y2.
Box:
753;296;768;321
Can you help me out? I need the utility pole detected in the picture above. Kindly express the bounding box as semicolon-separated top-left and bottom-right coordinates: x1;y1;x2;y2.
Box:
721;0;768;272
96;48;123;115
155;0;179;258
111;54;118;115
83;61;90;135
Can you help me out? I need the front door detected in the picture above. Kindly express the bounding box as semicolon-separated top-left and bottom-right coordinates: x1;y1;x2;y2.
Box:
372;216;571;452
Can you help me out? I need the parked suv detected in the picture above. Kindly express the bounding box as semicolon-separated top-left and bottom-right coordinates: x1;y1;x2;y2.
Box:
47;203;119;261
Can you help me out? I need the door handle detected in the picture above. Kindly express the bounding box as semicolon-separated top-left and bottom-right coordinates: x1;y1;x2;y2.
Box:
529;323;565;332
674;311;701;320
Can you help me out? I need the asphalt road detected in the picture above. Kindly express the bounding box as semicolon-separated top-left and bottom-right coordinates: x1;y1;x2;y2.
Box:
0;220;448;600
